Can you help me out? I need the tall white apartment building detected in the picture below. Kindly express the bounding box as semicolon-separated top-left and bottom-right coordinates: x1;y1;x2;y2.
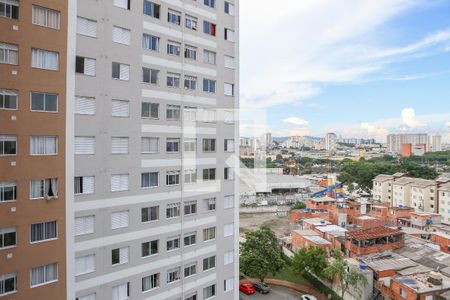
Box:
325;132;337;152
386;133;442;154
429;135;442;152
72;1;239;299
439;183;450;223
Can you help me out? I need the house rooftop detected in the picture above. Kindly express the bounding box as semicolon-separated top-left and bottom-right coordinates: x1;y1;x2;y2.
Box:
439;182;450;191
293;230;319;236
308;196;336;203
315;225;348;234
304;235;332;245
393;177;417;186
356;215;378;220
360;252;417;272
395;272;450;294
347;226;402;241
302;218;331;226
410;178;436;188
373;174;394;182
388;226;428;236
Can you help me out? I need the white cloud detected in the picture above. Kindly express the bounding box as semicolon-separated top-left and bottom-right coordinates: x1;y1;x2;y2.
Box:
283;117;309;127
360;122;390;140
401;108;425;128
445;121;450;127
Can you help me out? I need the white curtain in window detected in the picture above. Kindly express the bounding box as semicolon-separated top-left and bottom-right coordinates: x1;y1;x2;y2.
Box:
75;255;95;275
30;180;44;198
141;138;158;153
45;263;58;281
47;9;60;28
113;0;128;9
112;283;128;300
224;83;234;96
31;49;59;70
31;266;45;286
224;250;234;265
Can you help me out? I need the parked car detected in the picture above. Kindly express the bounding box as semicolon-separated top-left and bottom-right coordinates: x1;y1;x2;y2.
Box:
252;282;270;294
301;295;318;300
239;283;256;295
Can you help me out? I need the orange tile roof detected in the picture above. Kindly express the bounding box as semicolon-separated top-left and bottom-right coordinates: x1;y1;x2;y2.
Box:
347;226;402;241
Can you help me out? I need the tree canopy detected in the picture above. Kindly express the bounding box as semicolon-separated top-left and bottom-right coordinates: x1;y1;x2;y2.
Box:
292;246;328;277
291;201;306;210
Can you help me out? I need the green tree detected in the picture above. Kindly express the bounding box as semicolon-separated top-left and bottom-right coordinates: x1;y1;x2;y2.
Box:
323;251;367;299
240;225;285;282
292;246;327;277
291;201;306;210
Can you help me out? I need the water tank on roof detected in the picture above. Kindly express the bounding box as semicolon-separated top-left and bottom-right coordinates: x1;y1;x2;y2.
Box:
320;220;326;224
359;263;368;270
399;204;404;208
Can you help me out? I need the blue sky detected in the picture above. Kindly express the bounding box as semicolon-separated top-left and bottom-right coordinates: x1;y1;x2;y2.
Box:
240;0;450;142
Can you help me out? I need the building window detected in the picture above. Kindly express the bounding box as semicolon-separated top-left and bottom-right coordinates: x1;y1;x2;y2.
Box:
111;99;129;117
143;34;159;51
203;50;216;65
224;1;235;15
142;67;159;84
203;227;216;241
75;255;95;276
0;181;16;202
184;263;197;277
224;28;235;42
184;107;197;122
224;195;234;209
167;9;181;25
30;136;58;155
75;56;96;76
75;96;95;115
32;49;59;70
30;178;58;199
31;92;58;112
141;172;159;188
75;215;95;236
203;256;216;271
143;0;160;18
166;236;180;251
0;0;19;19
224;223;234;237
141;206;159;223
185;293;197;300
112;62;130;80
32;5;60;29
30;263;58;287
224;167;234;181
167;267;181;284
184;139;196;152
224;110;234;123
0;89;17;110
30;221;57;242
0;227;16;249
224;83;234;96
142;273;159;291
74;176;94;195
184;45;197;60
224;250;234;265
184;169;197;184
204;198;216;211
111;137;129;154
167;72;181;88
0;273;17;296
224;139;235;152
111;174;129;192
142;102;159;118
74;136;95;155
184;201;197;215
202;109;216;122
166;138;180;153
0;42;18;65
224;55;235;69
166;203;180;218
203;168;216;181
185;15;198;30
112;26;131;45
112;246;129;265
203;78;216;93
203;21;216;36
0;136;16;156
204;0;215;8
111;211;129;229
141;137;159;154
167;40;181;56
184;75;197;90
184;232;196;246
142;240;159;257
166;105;180;120
77;17;97;37
202;138;216;152
112;283;130;300
113;0;130;10
224;277;234;292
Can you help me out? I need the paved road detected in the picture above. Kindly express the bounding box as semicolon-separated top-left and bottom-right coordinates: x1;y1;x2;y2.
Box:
239;285;303;300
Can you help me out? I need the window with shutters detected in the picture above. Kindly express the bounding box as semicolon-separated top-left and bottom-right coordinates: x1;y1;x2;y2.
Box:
111;137;129;154
141;172;158;188
224;167;234;181
0;43;18;65
0;0;19;19
77;17;97;37
203;227;216;241
143;34;159;51
184;263;197;277
224;55;235;69
224;250;234;265
30;136;58;155
30;178;58;199
184;201;197;215
30;263;58;287
113;0;130;10
203;198;216;211
185;15;197;31
203;49;216;65
32;5;60;29
166;203;180;218
75;136;95;155
75;215;95;236
141;206;159;222
112;283;129;300
0;136;16;156
202;256;216;271
142;67;159;84
224;1;235;15
30;221;57;243
167;9;181;25
112;26;131;45
74;176;95;195
112;62;130;81
111;100;129;117
202;138;216;152
224;139;235;152
224;223;234;237
166;105;180;120
0;89;17;110
111;210;129;229
166;235;180;251
224;83;234;96
0;181;17;202
184;75;197;90
224;277;234;292
224;28;235;42
204;0;215;8
77;293;96;300
141;137;159;154
183;138;196;152
143;1;160;18
142;273;159;291
224;195;234;209
75;56;96;76
75;254;95;276
203;78;216;93
0;227;16;249
142;240;159;257
0;272;17;296
184;232;196;246
166;267;181;283
167;72;180;88
203;21;216;36
31;92;58;112
112;246;129;265
202;109;216;122
75;96;95;115
166;138;180;153
32;48;59;70
166;171;180;186
184;169;197;184
224;110;234;124
111;174;129;192
141;102;159;118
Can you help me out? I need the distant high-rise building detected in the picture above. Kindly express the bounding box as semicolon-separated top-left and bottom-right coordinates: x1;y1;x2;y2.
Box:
325;133;337;151
429;135;442;152
387;133;441;155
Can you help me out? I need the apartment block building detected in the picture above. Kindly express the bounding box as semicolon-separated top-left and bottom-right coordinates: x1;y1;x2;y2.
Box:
439;183;450;223
0;0;69;299
387;133;442;156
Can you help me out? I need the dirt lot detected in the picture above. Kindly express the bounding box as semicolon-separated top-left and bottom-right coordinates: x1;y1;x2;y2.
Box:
239;212;292;238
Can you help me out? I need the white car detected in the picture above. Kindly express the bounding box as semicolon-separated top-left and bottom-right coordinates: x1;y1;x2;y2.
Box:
301;295;318;300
